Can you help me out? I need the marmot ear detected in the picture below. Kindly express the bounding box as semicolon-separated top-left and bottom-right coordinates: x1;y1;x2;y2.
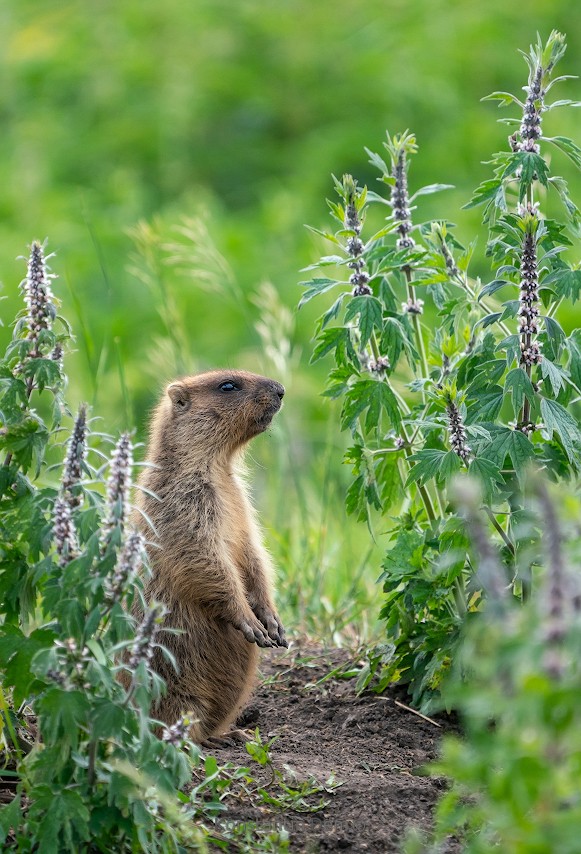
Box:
167;382;191;412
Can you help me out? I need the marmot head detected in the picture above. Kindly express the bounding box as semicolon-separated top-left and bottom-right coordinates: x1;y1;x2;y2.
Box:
162;370;285;458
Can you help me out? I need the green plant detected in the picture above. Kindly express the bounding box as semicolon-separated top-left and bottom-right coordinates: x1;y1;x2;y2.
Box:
0;241;303;853
301;31;581;709
0;240;208;851
245;729;340;813
404;478;581;854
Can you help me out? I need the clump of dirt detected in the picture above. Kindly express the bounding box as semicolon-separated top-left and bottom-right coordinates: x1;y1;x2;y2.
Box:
216;644;461;853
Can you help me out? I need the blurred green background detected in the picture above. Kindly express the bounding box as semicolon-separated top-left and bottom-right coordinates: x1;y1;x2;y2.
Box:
2;0;580;638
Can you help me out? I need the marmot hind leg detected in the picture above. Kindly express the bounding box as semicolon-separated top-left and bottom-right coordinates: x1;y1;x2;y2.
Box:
150;611;259;743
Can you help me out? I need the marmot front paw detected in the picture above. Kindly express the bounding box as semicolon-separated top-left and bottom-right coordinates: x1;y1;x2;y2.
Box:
234;611;276;647
252;604;288;648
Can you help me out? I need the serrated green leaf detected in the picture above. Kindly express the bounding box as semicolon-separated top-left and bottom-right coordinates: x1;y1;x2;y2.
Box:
381;529;425;581
568;331;581;390
345;474;366;520
468;457;504;502
318;294;347;331
0;626;56;706
90;699;127;739
544;266;581;303
405;449;447;488
479;279;510;299
438;450;463;483
483;428;536;481
299;277;341;307
505;367;535;418
542;315;566;359
36;688;91;754
377;451;403;514
410;183;454;200
545;135;581;170
481;91;525;108
22;358;62;392
311;326;354;367
365;146;389;174
540;357;568;397
0;794;22;845
464;178;506;212
465;386;504;424
0;373;28;424
29;786;90;854
341;379;401;433
540;397;581;463
344;296;382;347
379;317;405;367
0;417;49;476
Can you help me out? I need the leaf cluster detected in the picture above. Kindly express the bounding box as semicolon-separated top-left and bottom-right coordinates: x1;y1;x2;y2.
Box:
302;31;581;708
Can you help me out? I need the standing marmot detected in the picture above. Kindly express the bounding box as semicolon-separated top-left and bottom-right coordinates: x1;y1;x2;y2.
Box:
134;370;287;742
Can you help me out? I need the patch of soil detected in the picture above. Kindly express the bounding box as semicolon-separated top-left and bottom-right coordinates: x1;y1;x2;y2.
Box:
217;644;460;853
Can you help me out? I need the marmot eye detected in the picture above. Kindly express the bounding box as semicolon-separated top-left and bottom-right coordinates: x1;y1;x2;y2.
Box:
219;381;239;392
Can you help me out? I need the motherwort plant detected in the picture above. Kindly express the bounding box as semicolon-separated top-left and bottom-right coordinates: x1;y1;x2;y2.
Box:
301;31;581;708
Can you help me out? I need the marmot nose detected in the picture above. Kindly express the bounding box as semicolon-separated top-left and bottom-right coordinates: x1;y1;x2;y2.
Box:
270;381;285;399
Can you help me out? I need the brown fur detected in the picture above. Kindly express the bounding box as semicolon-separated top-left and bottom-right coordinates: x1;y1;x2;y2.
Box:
133;370;286;741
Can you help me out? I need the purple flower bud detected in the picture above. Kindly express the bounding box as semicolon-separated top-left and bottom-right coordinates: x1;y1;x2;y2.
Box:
101;433;134;552
20;241;56;359
62;404;88;509
54;495;78;567
519;226;542;368
446;397;471;463
129;603;166;670
401;298;424;316
104;530;144;606
392;150;415;251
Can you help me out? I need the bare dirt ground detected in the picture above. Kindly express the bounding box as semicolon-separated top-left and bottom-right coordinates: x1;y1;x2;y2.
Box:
217;644;461;853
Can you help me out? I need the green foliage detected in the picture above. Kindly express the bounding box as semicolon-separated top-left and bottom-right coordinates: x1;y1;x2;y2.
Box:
302;32;581;709
0;243;208;852
404;484;581;854
0;243;300;853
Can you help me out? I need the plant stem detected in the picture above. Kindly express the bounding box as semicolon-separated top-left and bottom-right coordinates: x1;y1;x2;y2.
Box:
463;276;512;337
547;296;564;319
453;576;467;616
484;506;515;555
404;267;429;401
367;330;434;521
88;739;97;787
400;428;436;523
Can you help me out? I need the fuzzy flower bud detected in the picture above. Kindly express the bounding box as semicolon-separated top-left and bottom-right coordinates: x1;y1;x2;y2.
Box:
519;66;543;153
54;495;78;567
100;432;133;552
342;174;362;234
516;31;566;155
446;397;471;463
341;174;373;298
401;298;424;315
51;343;64;365
52;638;91;689
62;404;88;509
518;226;542;368
537;481;573;679
369;356;390;375
391;150;415;251
21;241;56;358
104;530;144;607
162;712;195;747
129;603;166;670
